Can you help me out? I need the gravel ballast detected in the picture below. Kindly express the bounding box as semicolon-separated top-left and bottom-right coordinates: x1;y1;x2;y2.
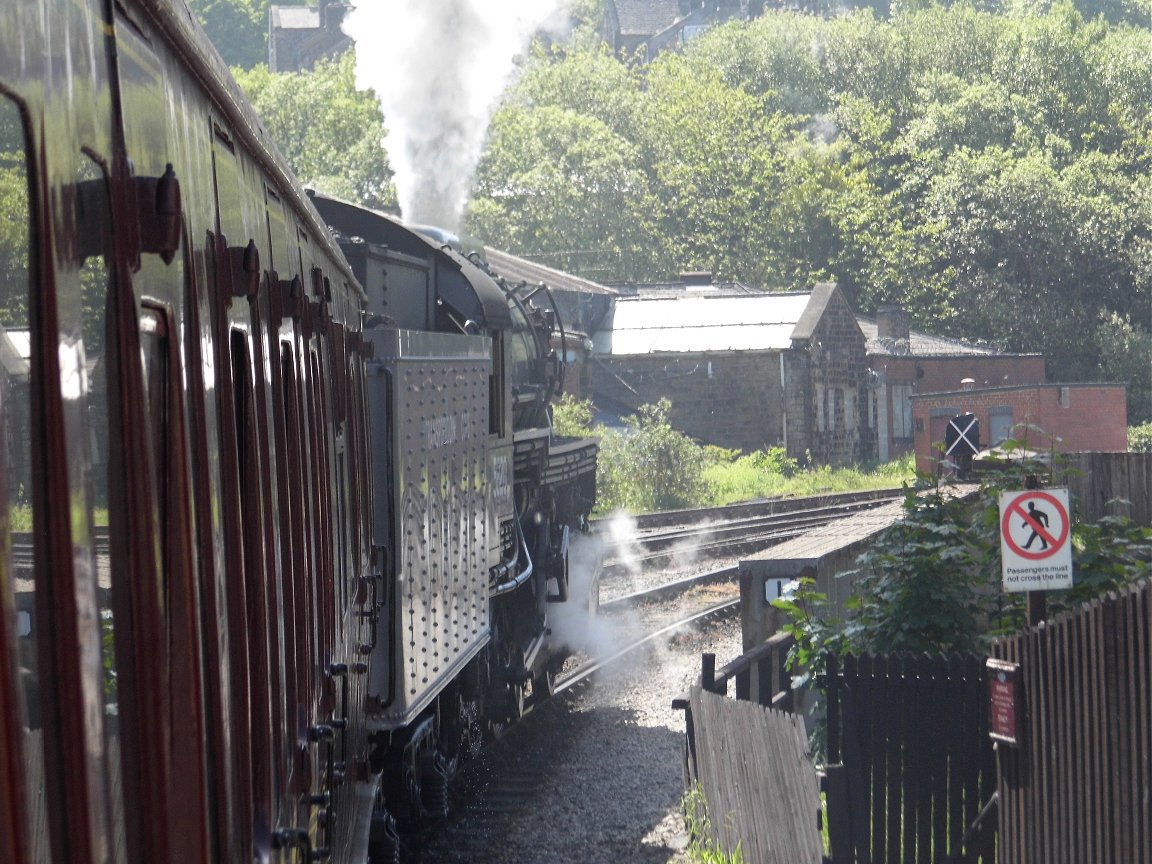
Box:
416;615;743;863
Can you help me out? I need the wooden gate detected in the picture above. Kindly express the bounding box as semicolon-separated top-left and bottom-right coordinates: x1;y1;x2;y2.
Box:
824;653;997;864
992;581;1151;864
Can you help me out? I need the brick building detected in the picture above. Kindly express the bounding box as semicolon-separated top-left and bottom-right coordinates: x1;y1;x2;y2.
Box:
911;383;1129;474
603;0;766;60
588;282;873;466
269;0;352;72
862;306;1046;462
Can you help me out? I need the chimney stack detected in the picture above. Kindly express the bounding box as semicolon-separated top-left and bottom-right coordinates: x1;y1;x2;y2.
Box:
876;305;910;343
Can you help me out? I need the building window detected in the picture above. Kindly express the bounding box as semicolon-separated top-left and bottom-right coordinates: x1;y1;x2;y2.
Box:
815;384;825;432
845;390;856;432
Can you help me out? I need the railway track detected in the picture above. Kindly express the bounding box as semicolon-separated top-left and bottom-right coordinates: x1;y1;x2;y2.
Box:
594;487;904;571
410;486;903;860
411;561;742;861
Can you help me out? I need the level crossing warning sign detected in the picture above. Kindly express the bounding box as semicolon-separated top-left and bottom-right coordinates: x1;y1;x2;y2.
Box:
998;488;1073;592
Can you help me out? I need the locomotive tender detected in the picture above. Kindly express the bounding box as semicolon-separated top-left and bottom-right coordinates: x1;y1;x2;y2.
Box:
0;1;597;862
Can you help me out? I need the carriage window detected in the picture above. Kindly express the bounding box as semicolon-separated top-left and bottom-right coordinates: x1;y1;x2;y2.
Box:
0;94;51;864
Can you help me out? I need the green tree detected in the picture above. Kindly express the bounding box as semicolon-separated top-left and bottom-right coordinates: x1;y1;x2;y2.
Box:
188;0;269;70
509;44;646;142
637;55;791;285
1096;311;1152;424
675;15;830;119
234;52;395;209
918;148;1143;377
467;104;663;281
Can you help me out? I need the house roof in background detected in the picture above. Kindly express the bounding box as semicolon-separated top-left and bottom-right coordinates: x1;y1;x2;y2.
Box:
592;291;813;355
483;247;618;296
270;6;319;28
613;0;685;36
857;319;1029;357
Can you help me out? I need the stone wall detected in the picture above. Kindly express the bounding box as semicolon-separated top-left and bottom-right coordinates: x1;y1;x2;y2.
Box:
588;350;785;452
802;290;873;465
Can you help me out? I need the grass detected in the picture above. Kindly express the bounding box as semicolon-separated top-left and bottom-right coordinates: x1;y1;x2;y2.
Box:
682;784;744;864
700;452;916;507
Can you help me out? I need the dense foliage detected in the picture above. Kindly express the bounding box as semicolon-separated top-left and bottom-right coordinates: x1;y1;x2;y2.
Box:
187;0;309;70
233;53;396;210
470;6;1151;420
1131;422;1152;453
188;1;1151;421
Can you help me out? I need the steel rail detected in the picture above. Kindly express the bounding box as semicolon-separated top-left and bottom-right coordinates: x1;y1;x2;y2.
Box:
553;597;739;696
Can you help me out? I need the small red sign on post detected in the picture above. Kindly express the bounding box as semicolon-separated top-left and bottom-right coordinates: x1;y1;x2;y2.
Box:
987;658;1022;746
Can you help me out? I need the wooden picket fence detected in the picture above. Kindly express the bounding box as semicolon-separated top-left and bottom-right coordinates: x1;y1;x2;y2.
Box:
991;580;1152;864
823;653;997;864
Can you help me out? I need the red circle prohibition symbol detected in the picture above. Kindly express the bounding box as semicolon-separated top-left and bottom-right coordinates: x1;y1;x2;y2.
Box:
1001;491;1069;560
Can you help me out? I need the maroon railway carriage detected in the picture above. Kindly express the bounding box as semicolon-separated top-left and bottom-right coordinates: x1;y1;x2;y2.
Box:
0;1;597;862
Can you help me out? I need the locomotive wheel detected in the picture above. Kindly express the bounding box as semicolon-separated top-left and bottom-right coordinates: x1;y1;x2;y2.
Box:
420;755;452;825
489;681;525;728
529;668;555;706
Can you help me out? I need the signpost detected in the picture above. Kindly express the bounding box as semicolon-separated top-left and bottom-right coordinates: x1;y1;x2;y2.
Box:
998;488;1073;593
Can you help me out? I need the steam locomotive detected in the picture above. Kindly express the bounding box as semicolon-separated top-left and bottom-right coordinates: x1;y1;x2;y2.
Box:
0;1;597;862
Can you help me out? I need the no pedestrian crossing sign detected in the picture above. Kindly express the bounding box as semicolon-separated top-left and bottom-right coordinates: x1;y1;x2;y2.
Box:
998;488;1073;592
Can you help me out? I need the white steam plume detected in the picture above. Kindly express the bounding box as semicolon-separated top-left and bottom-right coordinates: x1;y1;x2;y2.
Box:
344;0;572;231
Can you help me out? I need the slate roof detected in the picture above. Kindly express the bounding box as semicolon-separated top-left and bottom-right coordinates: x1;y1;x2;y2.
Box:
857;319;1016;357
790;282;842;343
483;247;618;297
592;291;814;355
270;6;320;29
612;0;685;36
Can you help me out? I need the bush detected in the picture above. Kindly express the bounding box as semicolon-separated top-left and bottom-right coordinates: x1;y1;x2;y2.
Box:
1129;422;1152;453
551;393;595;437
599;398;708;513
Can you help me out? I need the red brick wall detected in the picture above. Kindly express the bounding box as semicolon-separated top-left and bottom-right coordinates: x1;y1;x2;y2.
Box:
871;354;1047;461
911;384;1128;473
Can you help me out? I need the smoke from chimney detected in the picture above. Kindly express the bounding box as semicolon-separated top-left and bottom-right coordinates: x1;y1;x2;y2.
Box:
344;0;573;231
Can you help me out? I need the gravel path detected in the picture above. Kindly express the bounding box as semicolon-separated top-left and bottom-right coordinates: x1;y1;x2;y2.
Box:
416;615;743;864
